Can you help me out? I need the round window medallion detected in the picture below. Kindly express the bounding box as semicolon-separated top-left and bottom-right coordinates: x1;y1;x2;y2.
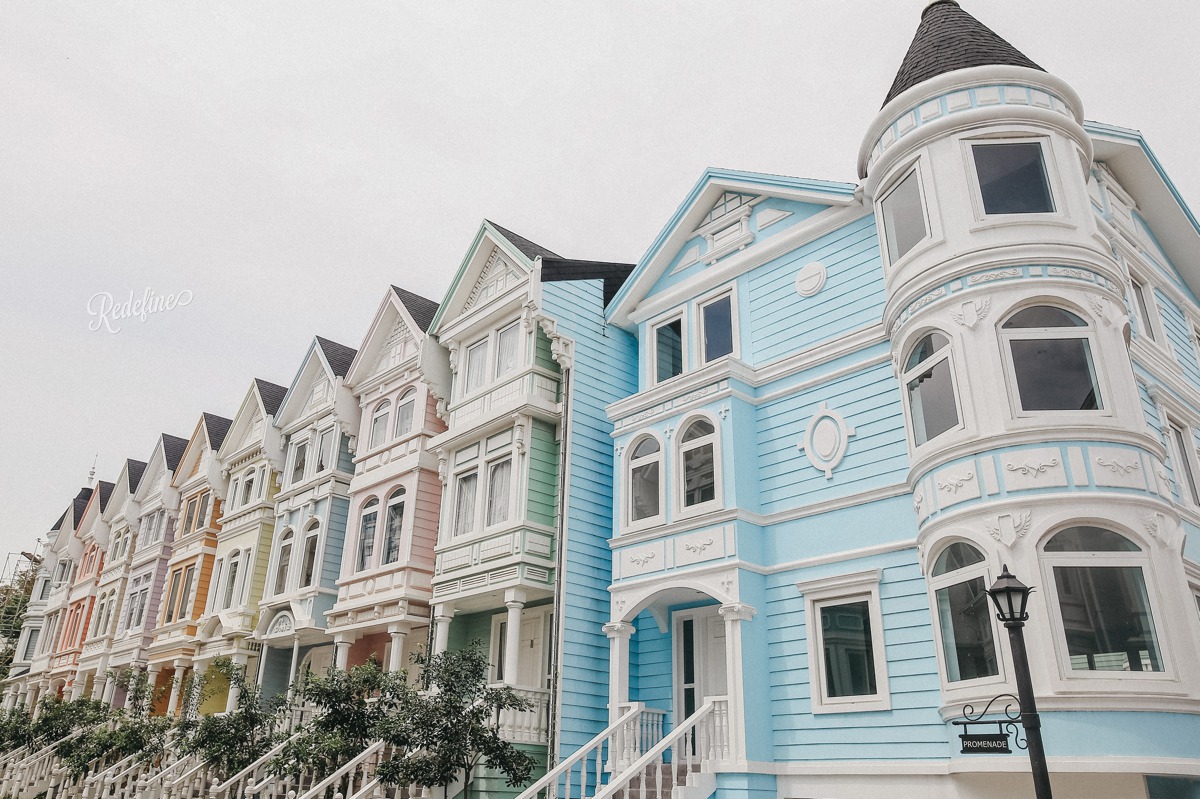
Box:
799;403;856;479
795;262;827;297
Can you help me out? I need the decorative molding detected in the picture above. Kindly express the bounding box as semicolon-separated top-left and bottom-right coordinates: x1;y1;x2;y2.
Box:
794;262;827;298
757;207;792;231
1004;458;1059;477
967;268;1022;285
683;537;714;555
629;551;656;567
950;298;991;329
798;403;856;479
1095;456;1139;476
937;471;974;493
1013;511;1032;538
1138;511;1160;540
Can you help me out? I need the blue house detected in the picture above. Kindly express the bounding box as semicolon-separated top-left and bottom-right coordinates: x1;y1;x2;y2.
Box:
526;4;1200;799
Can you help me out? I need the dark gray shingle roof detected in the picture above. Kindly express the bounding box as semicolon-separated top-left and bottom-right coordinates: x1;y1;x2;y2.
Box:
126;460;147;493
316;336;357;378
97;481;116;513
50;508;68;531
255;379;288;417
487;221;561;261
162;434;190;472
72;487;94;529
391;286;440;333
202;413;233;451
883;0;1042;107
540;258;636;306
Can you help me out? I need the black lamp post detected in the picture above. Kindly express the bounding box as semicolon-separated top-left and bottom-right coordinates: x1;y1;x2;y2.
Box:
987;565;1053;799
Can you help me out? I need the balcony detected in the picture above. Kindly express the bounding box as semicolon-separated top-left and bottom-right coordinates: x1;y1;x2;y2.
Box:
494;685;551;744
450;371;559;428
432;527;554;605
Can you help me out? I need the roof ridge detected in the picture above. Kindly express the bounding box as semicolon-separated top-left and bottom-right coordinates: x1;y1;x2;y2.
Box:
486;220;562;261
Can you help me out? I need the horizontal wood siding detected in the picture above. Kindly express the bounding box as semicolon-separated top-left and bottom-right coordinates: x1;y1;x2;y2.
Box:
756;357;908;515
527;419;559;529
747;214;885;366
322;496;350;590
534;325;560;373
764;546;947;761
408;470;441;570
629;610;671;716
542;279;639;759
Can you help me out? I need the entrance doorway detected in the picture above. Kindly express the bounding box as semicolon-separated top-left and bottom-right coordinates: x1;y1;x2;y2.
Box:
673;606;727;723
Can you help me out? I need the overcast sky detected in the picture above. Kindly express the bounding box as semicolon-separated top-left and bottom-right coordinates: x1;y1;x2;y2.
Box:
2;1;1197;563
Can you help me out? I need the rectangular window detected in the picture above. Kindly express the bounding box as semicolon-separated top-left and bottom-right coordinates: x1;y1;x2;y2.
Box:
1009;337;1101;411
935;577;998;682
465;339;489;395
194;492;210;531
907;358;959;445
291;442;308;485
178;566;196;621
819;600;878;698
275;541;292;595
701;295;734;362
1053;565;1163;672
1170;423;1200;505
164;571;182;624
181;497;199;537
655;319;683;383
880;169;928;261
300;534;319;588
495;323;521;379
224;557;240;609
316;429;335;473
972;141;1054;215
486;458;512;527
453;472;479;537
798;570;890;713
22;629;40;661
1131;279;1157;341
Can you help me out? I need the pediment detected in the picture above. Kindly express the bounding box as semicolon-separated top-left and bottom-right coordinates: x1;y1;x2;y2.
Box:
370;316;415;378
463;247;525;312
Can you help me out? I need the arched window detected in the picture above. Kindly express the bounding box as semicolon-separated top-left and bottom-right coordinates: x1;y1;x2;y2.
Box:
930;542;998;683
357;500;379;572
299;522;320;588
274;529;294;595
680;419;718;510
1002;305;1102;412
241;469;256;506
1043;526;1162;672
628;436;662;525
382;488;406;565
223;550;241;609
904;332;960;445
370;401;391;449
394;390;417;438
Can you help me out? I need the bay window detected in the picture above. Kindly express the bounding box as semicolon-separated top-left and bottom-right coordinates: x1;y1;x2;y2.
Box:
464;339;490;395
655;318;683;383
930;542;998;683
290;442;308;486
450;431;515;538
679;418;718;511
880;168;928;262
1002;305;1102;412
394;390;416;437
370;402;391;450
383;488;406;565
700;294;734;362
495;322;521;379
316;427;336;472
358;500;379;571
972;140;1054;215
628;436;663;526
904;331;960;445
274;530;294;595
299;524;320;588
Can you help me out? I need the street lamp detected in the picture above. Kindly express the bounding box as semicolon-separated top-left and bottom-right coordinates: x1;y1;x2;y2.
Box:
987;565;1053;799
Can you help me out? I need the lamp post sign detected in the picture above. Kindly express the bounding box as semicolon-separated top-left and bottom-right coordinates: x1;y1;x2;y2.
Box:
951;694;1021;755
960;733;1010;754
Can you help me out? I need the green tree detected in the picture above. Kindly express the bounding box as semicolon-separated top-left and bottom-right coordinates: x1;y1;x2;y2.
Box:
376;643;535;796
179;657;289;776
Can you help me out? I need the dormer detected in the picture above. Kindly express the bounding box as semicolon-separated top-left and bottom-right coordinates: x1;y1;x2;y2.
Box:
100;458;146;570
217;378;288;522
171;412;233;541
131;432;189;553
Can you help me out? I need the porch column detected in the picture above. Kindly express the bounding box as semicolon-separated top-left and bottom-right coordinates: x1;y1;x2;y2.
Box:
226;652;248;713
286;635;301;700
142;668;160;716
68;673;85;701
387;626;408;673
165;659;187;716
432;605;455;654
256;647;269;688
503;590;525;686
334;634;353;670
93;654;111;702
603;621;635;724
718;602;755;764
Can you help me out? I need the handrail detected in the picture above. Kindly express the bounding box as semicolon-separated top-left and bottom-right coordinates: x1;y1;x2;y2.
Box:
347;776;383;799
592;702;714;799
295;739;385;799
513;703;644;799
209;730;299;795
168;755;207;788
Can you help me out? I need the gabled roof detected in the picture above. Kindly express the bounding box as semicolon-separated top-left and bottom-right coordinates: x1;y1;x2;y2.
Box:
50;508;68;532
126;459;147;493
202;413;233;451
316;336;357;378
162;434;189;473
71;487;94;530
255;379;288;417
391;286;440;333
97;481;116;513
487;221;561;261
883;0;1042;107
541;258;636;306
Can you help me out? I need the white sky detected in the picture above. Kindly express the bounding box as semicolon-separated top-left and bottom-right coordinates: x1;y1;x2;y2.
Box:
2;1;1198;560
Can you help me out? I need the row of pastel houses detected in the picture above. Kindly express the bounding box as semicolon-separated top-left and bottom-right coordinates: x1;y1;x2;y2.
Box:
6;4;1200;798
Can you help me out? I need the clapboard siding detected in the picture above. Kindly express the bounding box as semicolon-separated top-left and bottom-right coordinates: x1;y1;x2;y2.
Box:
629;610;672;716
747;215;885;366
409;471;441;569
321;496;350;592
527;419;559;529
541;279;638;758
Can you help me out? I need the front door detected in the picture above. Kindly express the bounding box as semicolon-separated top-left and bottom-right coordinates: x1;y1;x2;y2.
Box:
674;606;727;723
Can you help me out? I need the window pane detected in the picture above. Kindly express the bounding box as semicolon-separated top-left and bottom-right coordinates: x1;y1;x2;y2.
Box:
395;397;415;437
1132;280;1156;341
495;324;521;378
465;341;489;394
182;498;198;537
358;509;377;571
242;473;255;505
820;601;877;697
881;170;927;261
1053;565;1162;672
370;408;389;449
275;543;292;594
683;442;715;507
300;534;318;587
682;419;714;442
656;320;683;382
317;429;335;472
631;437;659;459
932;542;985;576
291;444;307;485
1009;337;1101;410
486;459;512;526
1171;425;1200;504
224;558;240;608
453;473;478;537
383;496;405;564
165;573;181;623
195;493;210;531
908;358;959;444
936;577;998;681
702;297;734;362
973;142;1053;214
905;333;949;370
1004;306;1086;329
631;462;660;522
1045;526;1139;552
178;566;195;621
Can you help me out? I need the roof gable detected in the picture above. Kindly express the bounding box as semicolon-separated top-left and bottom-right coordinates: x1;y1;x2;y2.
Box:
275;336;357;429
255;378;287;417
126;459;147;494
173;414;223;488
606;168;858;327
345;287;438;389
219;379;285;462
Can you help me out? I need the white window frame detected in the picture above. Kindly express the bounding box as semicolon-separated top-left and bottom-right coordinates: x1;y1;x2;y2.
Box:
999;303;1108;418
315;427;337;473
963;135;1062;224
796;569;891;714
877;162;933;268
494;321;523;380
394;389;418;439
651;314;686;385
676;414;722;519
625;433;666;533
926;541;1004;690
448;432;517;541
1166;418;1200;507
357;498;381;572
298;522;321;588
462;337;491;397
288;440;309;487
1129;275;1162;344
695;286;739;365
1040;526;1173;682
901;329;964;449
369;402;391;451
381;487;407;566
273;528;295;596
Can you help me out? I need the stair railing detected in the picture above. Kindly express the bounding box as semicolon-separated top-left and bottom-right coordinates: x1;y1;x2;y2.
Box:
207;729;300;799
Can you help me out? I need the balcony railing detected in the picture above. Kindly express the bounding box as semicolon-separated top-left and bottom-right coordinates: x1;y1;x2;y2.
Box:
451;371;559;427
493;685;551;744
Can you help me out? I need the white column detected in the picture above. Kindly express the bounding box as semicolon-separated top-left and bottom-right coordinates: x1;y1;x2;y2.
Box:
286;635;301;700
387;627;408;673
718;602;755;764
226;652;248;713
256;647;269;688
93;654;111;702
68;672;85;701
603;621;635;724
165;659;186;716
432;605;455;654
142;668;159;716
503;590;525;686
334;634;352;670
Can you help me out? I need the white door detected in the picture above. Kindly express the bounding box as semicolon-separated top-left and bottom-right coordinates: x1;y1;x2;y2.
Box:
675;606;727;722
516;613;546;688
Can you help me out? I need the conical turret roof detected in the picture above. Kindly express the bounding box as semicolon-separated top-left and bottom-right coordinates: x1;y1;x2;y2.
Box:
883;0;1042;106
